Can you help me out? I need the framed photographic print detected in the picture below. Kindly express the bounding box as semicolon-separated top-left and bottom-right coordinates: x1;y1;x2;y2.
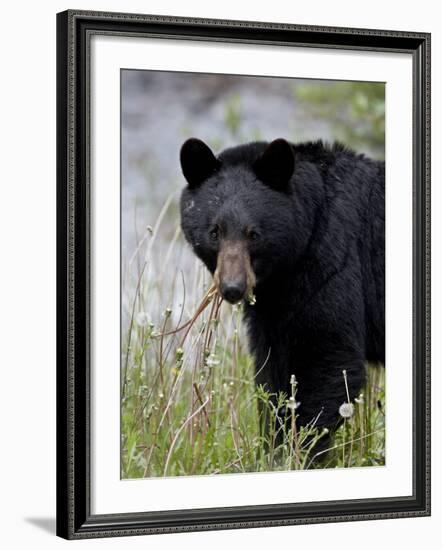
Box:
56;10;431;539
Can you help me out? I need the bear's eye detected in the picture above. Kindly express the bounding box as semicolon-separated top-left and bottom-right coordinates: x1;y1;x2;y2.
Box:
209;226;219;242
248;229;260;241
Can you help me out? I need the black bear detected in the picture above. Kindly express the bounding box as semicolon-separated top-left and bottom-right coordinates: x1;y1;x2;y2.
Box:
179;137;385;443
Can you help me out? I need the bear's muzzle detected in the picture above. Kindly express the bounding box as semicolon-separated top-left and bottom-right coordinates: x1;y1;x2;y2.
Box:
214;241;256;304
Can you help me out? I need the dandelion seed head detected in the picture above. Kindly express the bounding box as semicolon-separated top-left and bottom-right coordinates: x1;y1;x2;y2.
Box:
135;311;150;327
339;402;355;418
286;396;301;411
206;354;220;367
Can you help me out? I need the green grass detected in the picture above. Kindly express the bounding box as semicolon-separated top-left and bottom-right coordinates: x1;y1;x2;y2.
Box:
293;81;385;159
121;219;385;479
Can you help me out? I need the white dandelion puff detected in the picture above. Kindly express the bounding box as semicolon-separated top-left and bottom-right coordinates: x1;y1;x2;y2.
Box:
339;402;355;418
135;311;150;328
286;396;301;411
206;353;220;367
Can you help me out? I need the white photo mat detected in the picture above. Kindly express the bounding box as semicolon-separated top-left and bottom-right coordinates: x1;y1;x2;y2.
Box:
90;35;413;515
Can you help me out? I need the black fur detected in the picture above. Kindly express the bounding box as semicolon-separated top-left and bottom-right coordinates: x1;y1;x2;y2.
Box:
180;138;385;438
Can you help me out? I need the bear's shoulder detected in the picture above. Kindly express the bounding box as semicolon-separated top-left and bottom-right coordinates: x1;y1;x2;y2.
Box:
217;139;372;172
292;139;366;169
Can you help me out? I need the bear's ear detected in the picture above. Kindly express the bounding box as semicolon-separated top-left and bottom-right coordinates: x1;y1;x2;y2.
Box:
180;138;220;188
253;138;294;191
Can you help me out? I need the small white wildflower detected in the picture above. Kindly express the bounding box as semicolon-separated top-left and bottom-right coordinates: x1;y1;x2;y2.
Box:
163;307;172;317
286;396;301;411
355;393;364;404
339;402;355;418
206;354;220;367
290;374;297;385
229;381;234;387
135;311;150;327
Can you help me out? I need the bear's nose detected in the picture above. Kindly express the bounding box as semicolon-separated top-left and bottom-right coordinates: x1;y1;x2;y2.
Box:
220;280;246;304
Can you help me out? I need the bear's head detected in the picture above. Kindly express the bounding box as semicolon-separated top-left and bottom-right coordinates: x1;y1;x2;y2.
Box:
179;138;297;304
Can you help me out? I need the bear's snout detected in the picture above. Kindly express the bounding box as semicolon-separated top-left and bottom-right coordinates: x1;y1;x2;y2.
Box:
219;280;247;304
214;241;256;304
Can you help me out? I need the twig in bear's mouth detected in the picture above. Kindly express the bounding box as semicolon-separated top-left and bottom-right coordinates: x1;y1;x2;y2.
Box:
155;284;223;346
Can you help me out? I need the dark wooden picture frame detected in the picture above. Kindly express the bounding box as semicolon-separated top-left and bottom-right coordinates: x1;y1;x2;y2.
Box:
56;9;431;540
